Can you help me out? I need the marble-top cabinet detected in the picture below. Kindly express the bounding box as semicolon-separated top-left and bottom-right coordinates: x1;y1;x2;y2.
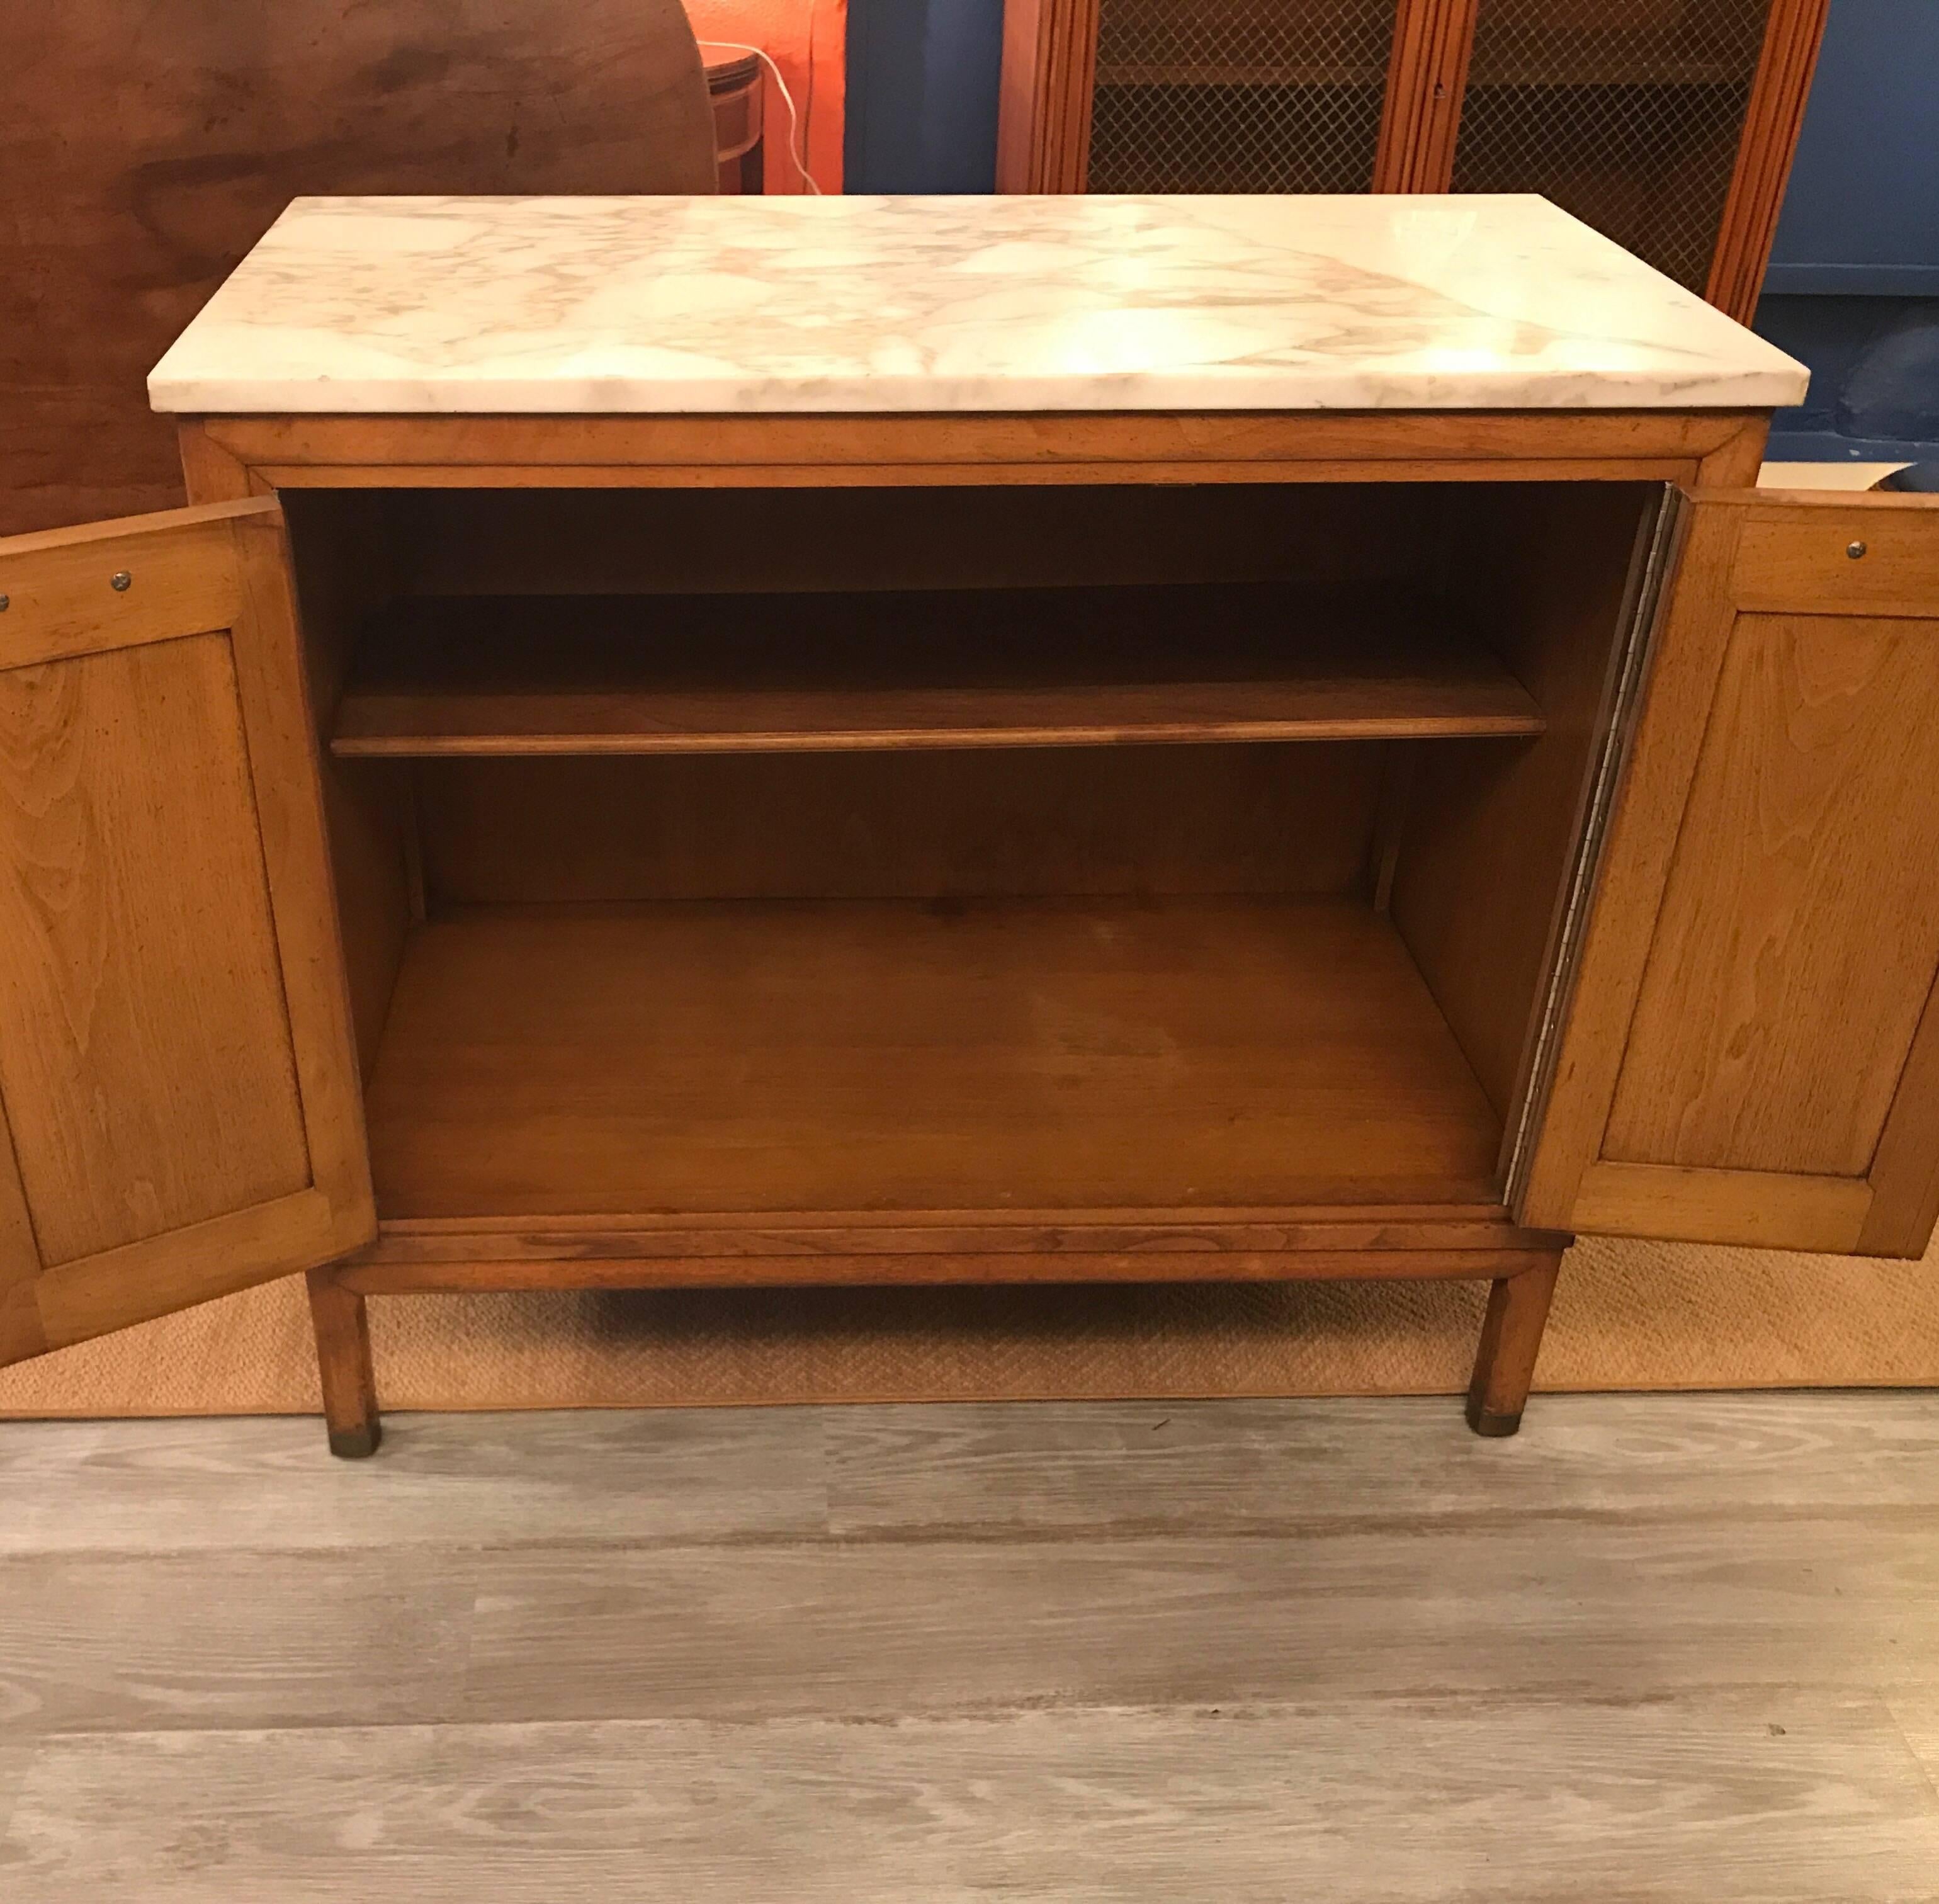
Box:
3;195;1936;1450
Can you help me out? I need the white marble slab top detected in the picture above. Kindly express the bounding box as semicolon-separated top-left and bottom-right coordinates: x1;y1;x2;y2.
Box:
149;193;1807;416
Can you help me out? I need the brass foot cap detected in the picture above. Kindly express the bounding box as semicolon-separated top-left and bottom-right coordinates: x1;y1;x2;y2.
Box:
1465;1398;1524;1438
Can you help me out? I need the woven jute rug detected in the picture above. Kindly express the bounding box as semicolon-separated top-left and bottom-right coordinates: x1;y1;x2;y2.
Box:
3;1229;1936;1418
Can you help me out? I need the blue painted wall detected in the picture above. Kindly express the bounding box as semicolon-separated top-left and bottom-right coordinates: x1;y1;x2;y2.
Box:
844;0;1005;192
1755;0;1939;459
1763;0;1939;298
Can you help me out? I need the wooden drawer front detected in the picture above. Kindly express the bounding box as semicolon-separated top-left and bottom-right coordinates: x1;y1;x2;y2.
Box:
1602;609;1939;1182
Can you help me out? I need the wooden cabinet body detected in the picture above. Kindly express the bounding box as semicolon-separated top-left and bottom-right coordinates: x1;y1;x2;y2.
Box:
3;407;1935;1448
997;0;1827;316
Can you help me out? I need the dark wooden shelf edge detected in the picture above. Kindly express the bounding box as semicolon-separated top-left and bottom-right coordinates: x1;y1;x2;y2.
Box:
331;711;1546;758
330;584;1547;759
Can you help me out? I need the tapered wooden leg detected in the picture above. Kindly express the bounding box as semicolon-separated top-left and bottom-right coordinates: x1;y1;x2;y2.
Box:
1465;1254;1561;1437
307;1267;382;1458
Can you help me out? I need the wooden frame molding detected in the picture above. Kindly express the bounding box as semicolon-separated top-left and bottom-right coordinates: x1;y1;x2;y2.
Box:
1516;497;1744;1230
1376;0;1476;193
310;1233;1569;1456
182;411;1771;494
348;1203;1568;1271
337;1245;1566;1295
1706;0;1831;325
995;0;1099;193
1571;1162;1872;1254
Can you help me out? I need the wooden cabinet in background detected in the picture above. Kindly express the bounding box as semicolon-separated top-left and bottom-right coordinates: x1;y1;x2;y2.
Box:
997;0;1828;316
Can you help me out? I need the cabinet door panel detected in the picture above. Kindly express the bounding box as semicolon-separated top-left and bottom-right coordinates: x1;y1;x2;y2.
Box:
0;634;311;1262
1518;491;1939;1255
1603;611;1939;1177
0;501;372;1364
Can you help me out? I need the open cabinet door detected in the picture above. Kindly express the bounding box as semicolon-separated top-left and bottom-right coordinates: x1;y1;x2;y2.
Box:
0;500;373;1365
1517;489;1939;1255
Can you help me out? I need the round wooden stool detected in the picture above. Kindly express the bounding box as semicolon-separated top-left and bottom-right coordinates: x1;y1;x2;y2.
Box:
699;45;764;194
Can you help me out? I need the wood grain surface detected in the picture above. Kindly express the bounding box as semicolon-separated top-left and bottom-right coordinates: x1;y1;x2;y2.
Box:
0;637;308;1265
1;0;714;534
6;1696;1935;1903
1887;1689;1939;1798
3;1395;1939;1898
0;502;373;1368
1390;480;1649;1123
0;1547;474;1735
448;1516;1939;1723
1605;613;1939;1177
1520;488;1939;1255
331;586;1547;757
363;898;1505;1221
415;744;1384;904
195;407;1758;490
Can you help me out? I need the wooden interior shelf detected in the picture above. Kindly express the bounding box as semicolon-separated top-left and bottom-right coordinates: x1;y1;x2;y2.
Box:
363;897;1507;1228
331;584;1546;757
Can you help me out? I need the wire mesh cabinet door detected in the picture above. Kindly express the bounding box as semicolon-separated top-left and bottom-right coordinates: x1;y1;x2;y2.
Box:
1440;0;1826;317
995;0;1825;320
997;0;1443;194
1088;0;1406;191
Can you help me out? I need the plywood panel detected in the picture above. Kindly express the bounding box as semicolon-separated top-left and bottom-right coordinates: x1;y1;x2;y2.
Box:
0;634;310;1264
1606;613;1939;1177
419;745;1383;904
1391;482;1651;1119
392;482;1442;598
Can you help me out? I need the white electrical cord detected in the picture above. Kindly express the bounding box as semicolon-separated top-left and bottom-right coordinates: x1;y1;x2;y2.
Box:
699;40;822;195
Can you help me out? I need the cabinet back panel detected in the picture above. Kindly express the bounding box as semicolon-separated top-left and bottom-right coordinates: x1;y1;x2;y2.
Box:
389;484;1445;599
417;745;1381;904
1605;611;1939;1177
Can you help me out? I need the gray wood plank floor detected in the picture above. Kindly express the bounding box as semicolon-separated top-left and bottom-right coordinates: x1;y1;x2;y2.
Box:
4;1393;1939;1900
